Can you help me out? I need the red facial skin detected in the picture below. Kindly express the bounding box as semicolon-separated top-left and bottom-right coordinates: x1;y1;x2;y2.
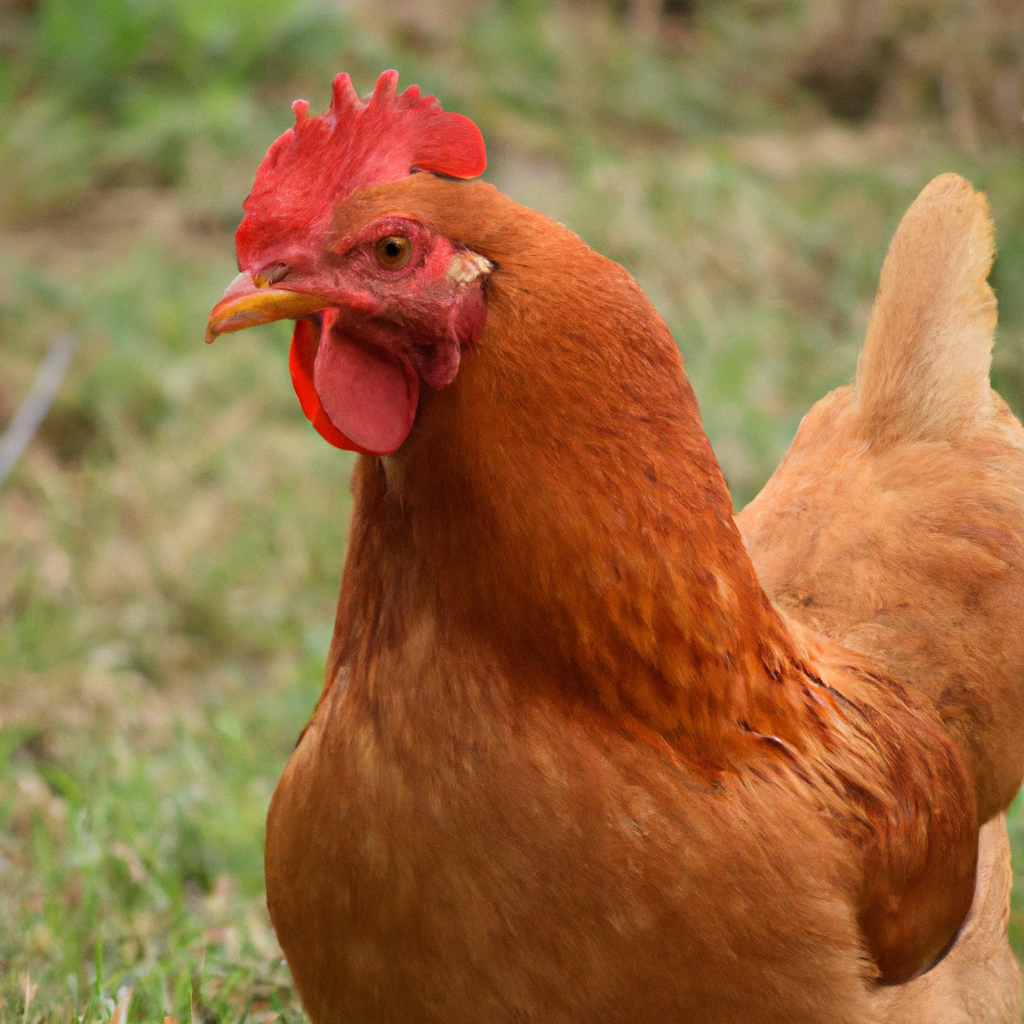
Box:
241;213;489;454
312;216;488;389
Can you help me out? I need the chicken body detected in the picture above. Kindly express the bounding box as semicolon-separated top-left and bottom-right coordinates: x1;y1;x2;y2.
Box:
269;649;877;1023
205;75;1023;1020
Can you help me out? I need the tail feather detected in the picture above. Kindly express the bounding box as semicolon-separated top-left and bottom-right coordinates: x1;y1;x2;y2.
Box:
855;173;997;442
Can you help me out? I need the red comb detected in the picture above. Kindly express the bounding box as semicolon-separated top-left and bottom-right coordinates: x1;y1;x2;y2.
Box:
236;70;486;267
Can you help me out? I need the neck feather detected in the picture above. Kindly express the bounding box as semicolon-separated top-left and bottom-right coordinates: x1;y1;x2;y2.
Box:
329;177;808;769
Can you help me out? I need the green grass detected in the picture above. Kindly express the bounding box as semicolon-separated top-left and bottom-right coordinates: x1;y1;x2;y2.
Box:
1;0;1023;1019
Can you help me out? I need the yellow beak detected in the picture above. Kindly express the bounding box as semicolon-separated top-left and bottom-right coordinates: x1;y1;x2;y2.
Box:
205;272;332;345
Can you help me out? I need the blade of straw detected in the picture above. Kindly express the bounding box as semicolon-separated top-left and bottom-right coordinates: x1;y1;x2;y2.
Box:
0;334;76;488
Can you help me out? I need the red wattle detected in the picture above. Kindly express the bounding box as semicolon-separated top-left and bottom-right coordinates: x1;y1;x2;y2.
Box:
289;320;373;454
313;311;419;456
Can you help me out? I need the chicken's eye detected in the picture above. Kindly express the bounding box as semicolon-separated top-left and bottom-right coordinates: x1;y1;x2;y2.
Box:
375;235;413;269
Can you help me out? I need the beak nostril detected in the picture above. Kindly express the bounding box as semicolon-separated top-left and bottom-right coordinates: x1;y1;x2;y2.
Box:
255;262;290;288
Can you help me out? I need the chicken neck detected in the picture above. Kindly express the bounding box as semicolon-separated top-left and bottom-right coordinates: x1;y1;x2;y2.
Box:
324;176;819;770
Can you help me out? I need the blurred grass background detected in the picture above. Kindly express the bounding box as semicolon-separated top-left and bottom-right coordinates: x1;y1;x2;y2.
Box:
1;0;1023;1019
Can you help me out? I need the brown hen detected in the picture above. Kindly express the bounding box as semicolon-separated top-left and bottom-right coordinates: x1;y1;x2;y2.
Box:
206;73;1024;1023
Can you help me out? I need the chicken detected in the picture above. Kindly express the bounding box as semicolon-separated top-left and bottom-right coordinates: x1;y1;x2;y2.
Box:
205;71;1024;1023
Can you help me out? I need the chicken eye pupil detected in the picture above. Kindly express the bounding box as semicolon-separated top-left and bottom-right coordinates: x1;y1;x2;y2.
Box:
376;235;412;268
